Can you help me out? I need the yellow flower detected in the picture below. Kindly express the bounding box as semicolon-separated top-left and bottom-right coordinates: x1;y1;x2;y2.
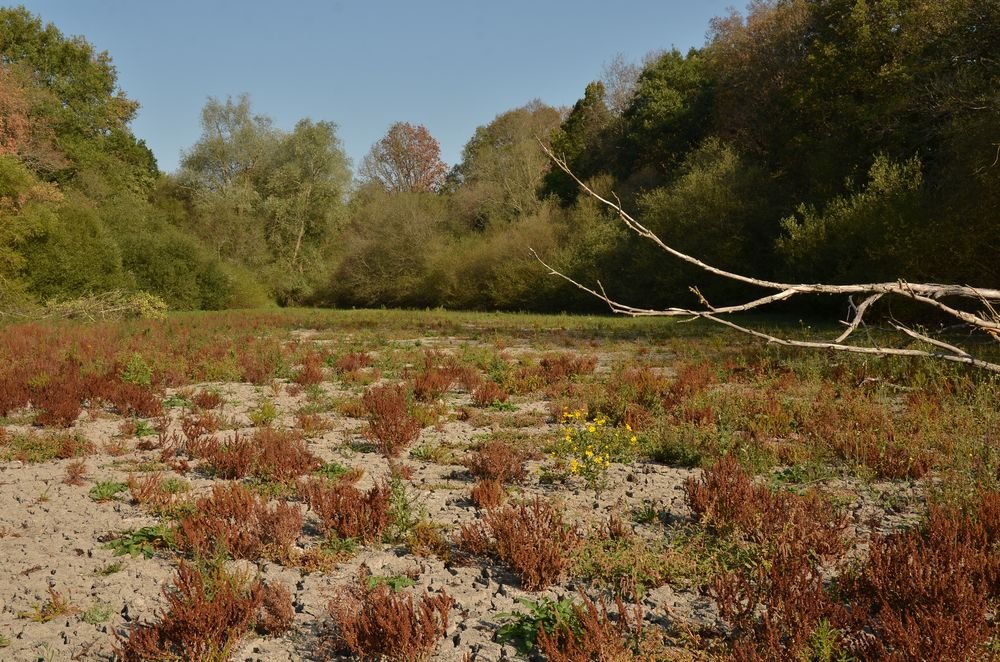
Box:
588;425;596;433
625;423;632;431
630;436;638;444
585;449;593;457
570;459;579;473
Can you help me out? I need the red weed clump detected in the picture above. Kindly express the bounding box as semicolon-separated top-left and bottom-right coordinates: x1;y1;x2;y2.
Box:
237;339;284;385
181;412;220;447
114;562;264;661
106;382;164;418
293;351;326;386
362;383;422;457
29;367;84;427
803;386;933;479
470;478;507;510
686;454;848;658
256;582;295;636
537;595;645;661
299;478;392;543
334;351;372;374
176;482;303;562
328;568;453;662
458;497;579;591
836;494;1000;661
412;352;457;401
127;472;170;509
63;459;89;485
201;433;257;479
586;365;669;430
253;427;322;482
463;440;527;484
538;353;598;383
664;362;716;406
192;389;223;410
471;380;508;407
200;428;319;483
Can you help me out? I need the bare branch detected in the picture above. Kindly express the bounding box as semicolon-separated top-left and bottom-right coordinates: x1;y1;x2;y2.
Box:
534;144;1000;373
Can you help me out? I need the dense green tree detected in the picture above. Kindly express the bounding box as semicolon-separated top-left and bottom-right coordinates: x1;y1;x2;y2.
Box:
0;7;157;195
449;101;562;229
176;95;350;303
262;119;351;303
543;82;613;202
327;188;449;308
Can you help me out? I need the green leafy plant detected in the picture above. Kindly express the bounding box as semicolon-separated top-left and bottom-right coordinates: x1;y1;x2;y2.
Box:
315;461;351;481
365;574;417;592
96;561;125;576
385;474;419;543
496;597;580;654
89;480;128;502
105;525;176;559
122;353;153;386
249;399;278;426
82;600;114;624
163;393;193;409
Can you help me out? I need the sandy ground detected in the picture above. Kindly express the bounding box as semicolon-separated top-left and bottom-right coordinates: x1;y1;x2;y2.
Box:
0;340;925;661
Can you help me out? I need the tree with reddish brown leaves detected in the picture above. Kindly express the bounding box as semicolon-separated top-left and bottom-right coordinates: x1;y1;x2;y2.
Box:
359;122;448;193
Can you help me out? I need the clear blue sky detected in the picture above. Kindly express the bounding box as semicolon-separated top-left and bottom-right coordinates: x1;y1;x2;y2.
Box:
21;0;741;174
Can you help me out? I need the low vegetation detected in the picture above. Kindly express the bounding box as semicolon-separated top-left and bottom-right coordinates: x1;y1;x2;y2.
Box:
0;308;997;659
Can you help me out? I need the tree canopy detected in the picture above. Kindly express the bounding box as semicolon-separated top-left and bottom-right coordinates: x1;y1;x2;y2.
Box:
2;2;997;315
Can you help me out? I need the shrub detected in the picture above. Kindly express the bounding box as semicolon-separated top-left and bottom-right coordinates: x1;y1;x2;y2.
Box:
201;428;319;483
458;497;579;591
836;496;999;661
256;582;295;636
328;568;452;661
362;383;421;457
471;380;508;407
299;478;392;543
536;594;644;662
175;483;303;562
192;389;223;410
293;351;325;386
114;562;264;661
334;351;372;373
470;478;506;510
463;440;527;484
686;454;848;658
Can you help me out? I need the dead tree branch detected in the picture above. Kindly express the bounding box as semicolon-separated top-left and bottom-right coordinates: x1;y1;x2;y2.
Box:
535;143;1000;373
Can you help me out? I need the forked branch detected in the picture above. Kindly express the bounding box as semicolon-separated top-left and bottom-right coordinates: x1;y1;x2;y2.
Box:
535;144;1000;373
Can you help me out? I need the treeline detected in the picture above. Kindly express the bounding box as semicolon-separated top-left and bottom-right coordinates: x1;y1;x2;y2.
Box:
1;2;997;314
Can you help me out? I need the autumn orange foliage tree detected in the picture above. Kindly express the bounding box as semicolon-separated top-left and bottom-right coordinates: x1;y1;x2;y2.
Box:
359;122;448;193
